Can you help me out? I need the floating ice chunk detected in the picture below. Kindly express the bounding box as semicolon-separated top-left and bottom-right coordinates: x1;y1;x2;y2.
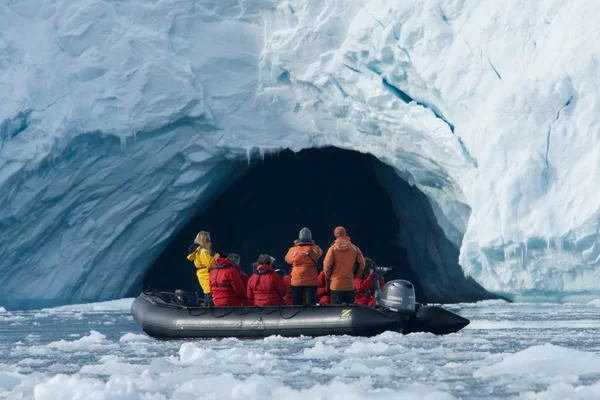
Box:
173;373;455;400
80;359;147;376
0;372;22;391
373;330;403;340
587;299;600;307
46;330;107;350
344;341;390;355
0;307;6;313
33;374;141;400
119;333;150;343
474;343;600;378
301;340;340;358
178;343;217;364
518;381;600;400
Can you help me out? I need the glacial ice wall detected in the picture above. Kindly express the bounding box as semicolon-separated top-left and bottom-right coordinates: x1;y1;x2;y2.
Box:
0;0;599;306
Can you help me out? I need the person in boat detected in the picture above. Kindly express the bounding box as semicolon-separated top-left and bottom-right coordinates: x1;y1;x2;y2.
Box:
284;228;323;305
316;270;331;305
354;257;384;306
209;256;251;306
283;274;293;305
283;245;302;305
247;254;287;306
323;226;365;305
272;263;290;304
187;231;219;305
227;253;250;290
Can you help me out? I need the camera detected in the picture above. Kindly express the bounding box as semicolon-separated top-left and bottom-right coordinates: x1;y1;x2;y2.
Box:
374;266;393;275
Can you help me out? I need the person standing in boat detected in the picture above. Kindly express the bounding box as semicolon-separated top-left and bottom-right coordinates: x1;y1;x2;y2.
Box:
247;254;287;306
316;270;331;305
284;228;323;305
323;226;365;305
209;256;251;306
354;257;384;306
187;231;219;305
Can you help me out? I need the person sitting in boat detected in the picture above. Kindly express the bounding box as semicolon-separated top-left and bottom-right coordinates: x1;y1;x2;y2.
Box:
323;226;365;305
283;274;293;305
226;254;250;290
316;270;330;305
209;256;251;307
247;254;287;306
187;231;219;305
354;258;384;306
284;228;323;305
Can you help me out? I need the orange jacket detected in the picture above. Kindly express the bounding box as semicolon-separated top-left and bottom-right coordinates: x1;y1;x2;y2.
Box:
284;242;323;287
323;236;365;291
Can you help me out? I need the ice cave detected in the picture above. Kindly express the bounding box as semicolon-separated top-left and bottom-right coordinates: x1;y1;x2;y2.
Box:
145;147;494;303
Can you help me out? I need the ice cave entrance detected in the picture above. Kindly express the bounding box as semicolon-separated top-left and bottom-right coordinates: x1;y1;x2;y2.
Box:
144;147;495;303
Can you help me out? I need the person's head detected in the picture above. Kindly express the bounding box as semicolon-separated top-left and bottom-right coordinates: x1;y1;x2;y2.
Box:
227;253;241;267
334;226;347;238
298;227;312;242
364;257;374;274
195;231;212;249
257;254;272;266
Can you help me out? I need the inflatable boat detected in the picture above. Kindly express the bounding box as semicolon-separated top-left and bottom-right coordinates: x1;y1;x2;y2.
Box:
131;280;470;339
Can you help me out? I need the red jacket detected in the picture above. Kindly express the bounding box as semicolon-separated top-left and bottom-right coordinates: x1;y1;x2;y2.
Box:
316;271;330;305
283;275;293;305
247;265;287;306
209;258;249;306
354;273;384;306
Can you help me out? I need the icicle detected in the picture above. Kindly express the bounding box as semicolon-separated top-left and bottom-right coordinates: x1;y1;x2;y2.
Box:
520;244;524;270
246;147;252;165
259;146;265;162
120;135;127;150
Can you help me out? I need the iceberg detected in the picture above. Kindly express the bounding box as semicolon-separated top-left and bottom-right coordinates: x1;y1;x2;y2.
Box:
0;0;599;308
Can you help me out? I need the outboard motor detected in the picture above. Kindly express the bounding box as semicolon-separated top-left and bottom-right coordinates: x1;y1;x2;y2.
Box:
378;280;416;314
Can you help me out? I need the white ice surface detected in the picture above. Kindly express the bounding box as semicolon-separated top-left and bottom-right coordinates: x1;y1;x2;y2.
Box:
3;302;600;399
42;298;135;313
1;0;599;304
475;343;600;378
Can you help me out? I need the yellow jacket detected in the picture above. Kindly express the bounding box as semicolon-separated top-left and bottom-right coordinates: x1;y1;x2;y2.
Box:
187;247;219;294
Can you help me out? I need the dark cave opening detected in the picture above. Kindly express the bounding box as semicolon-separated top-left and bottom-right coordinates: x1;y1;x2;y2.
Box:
144;147;494;303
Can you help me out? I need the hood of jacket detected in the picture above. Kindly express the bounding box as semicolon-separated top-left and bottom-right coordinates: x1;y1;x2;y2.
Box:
333;236;354;252
295;240;315;247
256;264;275;274
213;257;236;269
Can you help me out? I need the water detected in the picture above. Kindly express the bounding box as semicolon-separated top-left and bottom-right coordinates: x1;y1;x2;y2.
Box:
2;300;600;399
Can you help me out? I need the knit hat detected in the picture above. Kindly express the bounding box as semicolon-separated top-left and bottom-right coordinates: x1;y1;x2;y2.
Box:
334;226;347;237
257;254;272;266
298;227;312;242
226;253;240;266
